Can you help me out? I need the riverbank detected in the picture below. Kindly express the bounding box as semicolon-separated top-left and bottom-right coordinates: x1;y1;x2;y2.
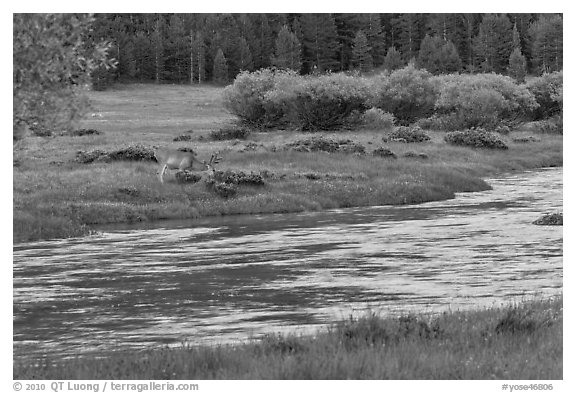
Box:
14;296;562;379
12;84;563;243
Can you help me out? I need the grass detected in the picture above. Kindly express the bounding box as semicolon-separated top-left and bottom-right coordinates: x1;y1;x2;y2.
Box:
13;83;563;243
14;296;562;379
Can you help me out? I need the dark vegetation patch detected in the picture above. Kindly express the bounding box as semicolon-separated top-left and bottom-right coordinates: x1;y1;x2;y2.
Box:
176;147;196;154
211;182;238;198
372;147;397;159
513;136;540;143
385;125;431;143
532;213;562;225
285;136;365;154
444;128;508;149
494;304;559;335
66;128;103;137
403;151;429;159
75;144;156;164
175;171;203;184
211;170;265;186
117;186;140;197
173;134;193;142
210;125;251;140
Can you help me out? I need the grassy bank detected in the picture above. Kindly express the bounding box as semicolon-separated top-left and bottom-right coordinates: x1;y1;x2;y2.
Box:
14;296;562;379
13;84;563;243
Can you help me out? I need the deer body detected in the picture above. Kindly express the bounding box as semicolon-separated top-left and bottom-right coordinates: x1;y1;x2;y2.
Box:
154;148;219;183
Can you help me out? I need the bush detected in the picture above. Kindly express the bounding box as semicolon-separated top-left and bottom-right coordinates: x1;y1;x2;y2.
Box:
387;125;431;143
210;125;251;140
212;170;265;186
372;146;397;158
66;128;102;137
370;64;437;124
533;116;563;134
433;73;538;130
175;171;203;184
533;213;563;225
286;136;366;154
173;134;192;142
222;68;298;128
444;128;508;149
278;73;372;130
75;149;108;163
523;72;563;120
107;144;157;161
213;182;238;198
361;108;395;131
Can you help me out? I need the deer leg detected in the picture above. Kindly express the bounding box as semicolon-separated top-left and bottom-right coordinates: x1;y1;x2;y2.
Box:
159;164;168;183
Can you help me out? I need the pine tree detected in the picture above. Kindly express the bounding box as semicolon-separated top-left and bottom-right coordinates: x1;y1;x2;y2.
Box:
362;14;386;66
150;18;164;83
272;25;302;72
473;14;513;73
417;34;443;74
190;31;206;84
392;14;425;61
351;30;373;72
300;13;340;73
529;14;563;74
383;46;404;71
213;48;228;84
251;14;274;69
439;40;462;73
238;37;253;71
508;48;527;82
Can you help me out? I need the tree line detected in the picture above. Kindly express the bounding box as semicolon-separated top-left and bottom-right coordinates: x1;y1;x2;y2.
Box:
87;13;562;89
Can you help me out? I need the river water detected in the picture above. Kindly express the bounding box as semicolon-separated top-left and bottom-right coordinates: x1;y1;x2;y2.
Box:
13;168;563;360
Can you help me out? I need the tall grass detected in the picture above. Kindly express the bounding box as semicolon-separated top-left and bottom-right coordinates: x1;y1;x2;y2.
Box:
14;296;562;379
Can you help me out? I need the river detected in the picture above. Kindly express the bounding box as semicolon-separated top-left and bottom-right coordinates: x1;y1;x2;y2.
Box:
13;168;563;360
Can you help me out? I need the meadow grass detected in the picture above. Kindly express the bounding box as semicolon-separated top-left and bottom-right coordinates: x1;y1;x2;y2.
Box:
13;84;563;243
14;296;562;379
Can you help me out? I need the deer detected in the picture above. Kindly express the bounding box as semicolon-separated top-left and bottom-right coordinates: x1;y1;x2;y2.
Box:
154;148;221;183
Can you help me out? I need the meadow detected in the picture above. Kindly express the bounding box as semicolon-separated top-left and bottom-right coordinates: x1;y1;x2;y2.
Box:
14;296;562;379
12;83;562;243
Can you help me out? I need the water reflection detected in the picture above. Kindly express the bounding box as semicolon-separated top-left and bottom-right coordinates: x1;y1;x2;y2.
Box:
13;168;563;360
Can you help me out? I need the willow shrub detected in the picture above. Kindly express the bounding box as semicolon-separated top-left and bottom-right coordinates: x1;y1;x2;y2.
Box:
523;71;563;120
433;73;538;130
369;64;438;125
222;68;299;128
268;72;372;131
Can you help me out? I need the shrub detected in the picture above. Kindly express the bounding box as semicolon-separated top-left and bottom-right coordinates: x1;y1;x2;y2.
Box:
107;144;156;161
361;107;395;131
523;72;563;120
67;128;102;137
222;68;298;128
372;147;397;158
370;64;437;124
533;116;563;134
286;136;365;154
387;125;430;143
279;73;372;130
444;128;508;149
210;125;251;140
175;171;203;184
433;73;538;130
213;182;238;198
75;149;108;163
533;213;562;225
212;170;265;186
173;134;192;142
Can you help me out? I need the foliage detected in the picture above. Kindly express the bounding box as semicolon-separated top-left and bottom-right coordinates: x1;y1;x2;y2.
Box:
272;25;302;72
175;171;203;184
370;64;437;124
75;144;156;163
417;35;461;74
280;73;371;130
298;14;340;73
372;146;397;158
13;14;115;139
211;170;265;186
213;48;229;84
508;48;527;82
523;71;563;120
286;136;366;154
433;73;538;129
532;212;562;226
222;68;298;127
444;128;509;149
387;125;431;143
210;125;251;140
361;108;395;131
351;30;374;72
382;46;404;71
529;14;563;74
473;14;514;73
